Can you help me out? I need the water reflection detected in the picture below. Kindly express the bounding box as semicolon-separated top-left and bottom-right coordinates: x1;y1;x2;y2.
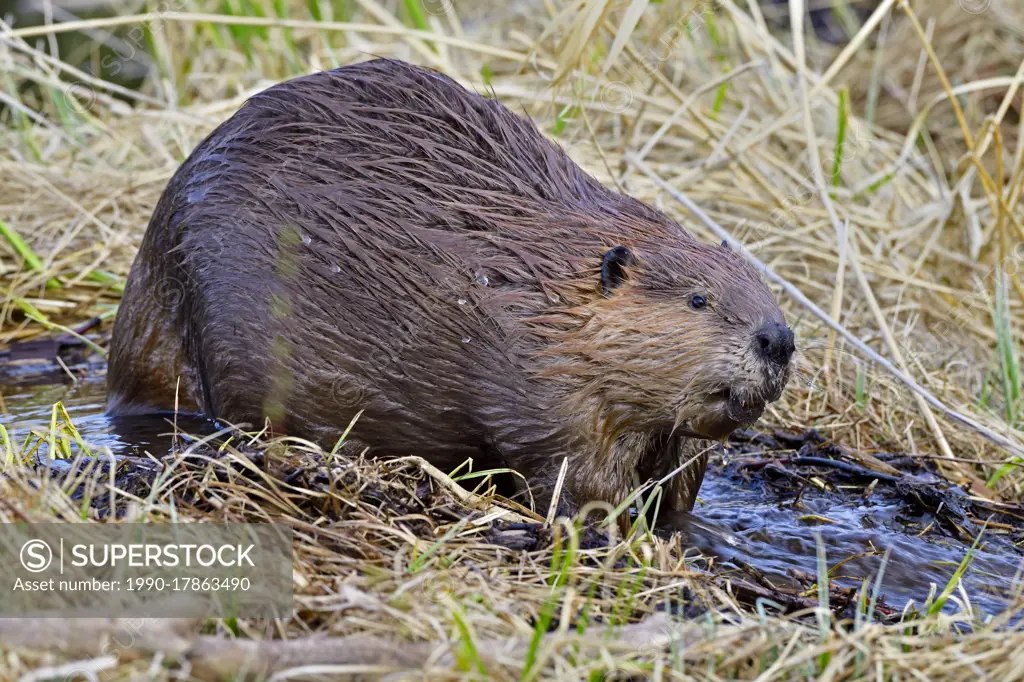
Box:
1;370;215;457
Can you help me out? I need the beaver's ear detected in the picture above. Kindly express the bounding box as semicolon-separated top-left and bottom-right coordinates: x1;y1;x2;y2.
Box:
601;246;633;296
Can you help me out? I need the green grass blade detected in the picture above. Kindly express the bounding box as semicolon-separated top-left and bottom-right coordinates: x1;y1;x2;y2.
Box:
866;14;889;127
815;534;831;671
522;595;557;679
11;296;107;357
926;524;985;617
450;603;486;676
552;104;579;136
867;545;891;623
866;172;895;193
408;517;468;573
86;270;126;294
402;0;436;52
48;403;60;461
711;83;728;119
0;219;61;288
55;402;95;459
329;410;363;457
987;456;1022;488
991;270;1021;424
855;362;869;411
832;87;848;188
402;0;430;31
0;424;12;471
1;71;42;161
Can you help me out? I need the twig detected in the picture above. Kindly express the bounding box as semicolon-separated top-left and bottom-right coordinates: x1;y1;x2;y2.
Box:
394;456;540;523
2;12;549;68
0;612;690;681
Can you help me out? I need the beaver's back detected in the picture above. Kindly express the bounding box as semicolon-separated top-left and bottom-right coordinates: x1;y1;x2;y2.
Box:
107;59;679;465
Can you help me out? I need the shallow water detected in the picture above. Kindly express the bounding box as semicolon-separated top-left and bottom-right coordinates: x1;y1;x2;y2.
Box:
661;475;1024;617
1;368;214;457
3;366;1022;617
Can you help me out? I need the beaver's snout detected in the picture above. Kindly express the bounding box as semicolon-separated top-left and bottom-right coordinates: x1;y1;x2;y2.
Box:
754;321;796;368
696;322;796;436
749;321;795;410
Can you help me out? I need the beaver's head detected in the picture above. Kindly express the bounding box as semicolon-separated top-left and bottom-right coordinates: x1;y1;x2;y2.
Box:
555;237;794;443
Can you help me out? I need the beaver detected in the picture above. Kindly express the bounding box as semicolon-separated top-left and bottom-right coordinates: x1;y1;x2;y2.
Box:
107;58;795;527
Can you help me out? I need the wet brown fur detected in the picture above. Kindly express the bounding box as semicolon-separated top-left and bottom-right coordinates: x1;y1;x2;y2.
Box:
108;59;792;527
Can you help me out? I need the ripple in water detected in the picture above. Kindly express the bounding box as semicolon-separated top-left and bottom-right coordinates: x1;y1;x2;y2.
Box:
660;474;1024;618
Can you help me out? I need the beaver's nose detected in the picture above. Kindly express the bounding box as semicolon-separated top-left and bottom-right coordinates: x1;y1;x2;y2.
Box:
755;322;795;366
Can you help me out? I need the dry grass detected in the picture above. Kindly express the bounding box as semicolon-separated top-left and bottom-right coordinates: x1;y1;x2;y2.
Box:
2;434;1024;681
2;0;1024;679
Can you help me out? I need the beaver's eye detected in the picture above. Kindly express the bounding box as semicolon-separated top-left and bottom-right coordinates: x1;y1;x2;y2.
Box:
690;295;707;310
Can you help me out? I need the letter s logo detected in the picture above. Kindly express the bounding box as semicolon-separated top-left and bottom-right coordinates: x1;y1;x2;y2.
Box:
20;540;53;573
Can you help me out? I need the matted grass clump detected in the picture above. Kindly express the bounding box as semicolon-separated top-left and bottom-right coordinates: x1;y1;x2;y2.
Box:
1;0;1024;679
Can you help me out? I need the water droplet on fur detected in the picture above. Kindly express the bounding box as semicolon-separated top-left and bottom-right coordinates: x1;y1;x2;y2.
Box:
457;298;467;305
301;234;312;246
330;264;341;273
461;336;472;344
476;273;489;286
